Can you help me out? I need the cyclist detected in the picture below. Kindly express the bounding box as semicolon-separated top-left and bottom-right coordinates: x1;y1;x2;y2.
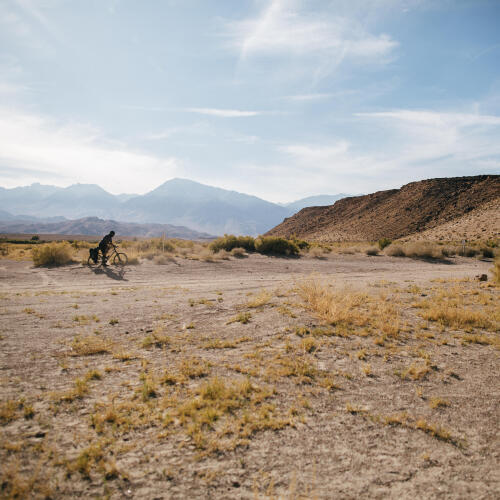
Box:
98;230;115;266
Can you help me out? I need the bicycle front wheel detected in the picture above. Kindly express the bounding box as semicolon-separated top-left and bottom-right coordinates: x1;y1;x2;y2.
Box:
113;252;128;266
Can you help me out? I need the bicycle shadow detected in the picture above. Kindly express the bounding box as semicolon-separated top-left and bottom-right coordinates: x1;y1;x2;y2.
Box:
91;265;128;281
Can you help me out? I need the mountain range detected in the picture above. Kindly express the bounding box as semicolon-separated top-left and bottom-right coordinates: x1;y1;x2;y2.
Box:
0;179;351;236
0;216;213;240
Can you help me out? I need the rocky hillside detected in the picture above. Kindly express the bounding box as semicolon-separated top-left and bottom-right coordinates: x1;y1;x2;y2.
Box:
266;175;500;242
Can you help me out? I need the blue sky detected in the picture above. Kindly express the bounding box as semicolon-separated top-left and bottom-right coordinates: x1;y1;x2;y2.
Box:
1;0;499;202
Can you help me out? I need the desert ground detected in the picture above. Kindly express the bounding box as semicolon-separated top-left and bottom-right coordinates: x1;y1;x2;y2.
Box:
0;252;498;498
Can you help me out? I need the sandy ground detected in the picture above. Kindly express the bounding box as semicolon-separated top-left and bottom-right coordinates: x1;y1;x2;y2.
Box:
0;253;498;499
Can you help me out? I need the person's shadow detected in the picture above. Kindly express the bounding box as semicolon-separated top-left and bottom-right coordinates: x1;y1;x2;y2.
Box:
92;265;128;281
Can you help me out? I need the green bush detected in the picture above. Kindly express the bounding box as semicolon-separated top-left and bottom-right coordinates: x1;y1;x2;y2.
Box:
378;238;392;250
31;235;40;241
32;242;75;267
254;236;299;256
291;237;310;250
209;235;255;253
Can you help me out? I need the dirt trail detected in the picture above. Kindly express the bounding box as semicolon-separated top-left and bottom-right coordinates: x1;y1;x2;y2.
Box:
0;253;490;293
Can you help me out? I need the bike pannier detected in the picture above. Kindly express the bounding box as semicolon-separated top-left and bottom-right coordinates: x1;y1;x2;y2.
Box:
89;247;98;263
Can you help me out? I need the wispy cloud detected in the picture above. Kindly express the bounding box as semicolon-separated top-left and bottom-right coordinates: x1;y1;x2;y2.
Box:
282;93;333;102
0;108;180;194
236;107;500;200
225;0;398;77
356;110;500;127
184;107;262;118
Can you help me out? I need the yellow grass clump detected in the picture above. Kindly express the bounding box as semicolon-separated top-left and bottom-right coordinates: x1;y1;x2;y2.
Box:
70;335;112;356
419;304;493;330
297;278;366;327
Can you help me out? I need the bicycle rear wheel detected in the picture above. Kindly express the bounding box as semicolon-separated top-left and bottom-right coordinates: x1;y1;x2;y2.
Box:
87;255;98;268
113;252;128;266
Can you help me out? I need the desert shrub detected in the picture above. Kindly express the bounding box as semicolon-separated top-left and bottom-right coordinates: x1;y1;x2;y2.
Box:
441;246;457;257
481;247;494;259
385;244;405;257
365;246;379;256
32;242;74;267
230;247;247;258
154;255;176;265
254;236;299;256
378;238;392;250
209;235;255;253
463;247;479;258
127;255;141;265
31;235;40;241
404;242;444;259
486;239;498;248
0;244;8;256
136;238;175;253
308;246;328;259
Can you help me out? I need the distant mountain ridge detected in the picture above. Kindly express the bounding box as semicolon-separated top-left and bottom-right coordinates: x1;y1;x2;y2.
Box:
0;179;350;236
284;194;356;212
0;216;213;239
266;175;500;241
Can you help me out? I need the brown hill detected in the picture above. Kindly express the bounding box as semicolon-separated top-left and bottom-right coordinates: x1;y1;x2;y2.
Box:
266;175;500;242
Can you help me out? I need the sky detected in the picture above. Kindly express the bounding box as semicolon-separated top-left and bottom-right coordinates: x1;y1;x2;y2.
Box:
0;0;499;203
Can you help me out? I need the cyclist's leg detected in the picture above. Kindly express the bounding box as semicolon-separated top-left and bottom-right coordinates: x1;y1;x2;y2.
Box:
100;245;108;266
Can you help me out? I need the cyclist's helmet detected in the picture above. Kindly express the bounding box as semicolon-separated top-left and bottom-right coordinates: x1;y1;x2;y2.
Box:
110;230;115;236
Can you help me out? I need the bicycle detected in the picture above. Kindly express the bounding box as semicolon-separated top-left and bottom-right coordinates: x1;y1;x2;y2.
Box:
87;244;128;267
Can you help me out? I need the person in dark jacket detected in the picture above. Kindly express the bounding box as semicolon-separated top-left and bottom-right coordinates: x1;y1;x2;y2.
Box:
98;231;115;266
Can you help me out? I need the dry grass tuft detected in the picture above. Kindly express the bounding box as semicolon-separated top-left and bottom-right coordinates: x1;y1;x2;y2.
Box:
246;289;272;308
396;362;432;381
429;397;450;409
142;327;170;348
462;333;498;346
226;312;252;325
297;279;365;327
230;247;247;258
419;304;493;330
163;377;291;453
70;335;112;356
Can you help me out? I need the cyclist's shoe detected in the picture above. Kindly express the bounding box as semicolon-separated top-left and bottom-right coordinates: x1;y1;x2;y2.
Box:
102;259;108;267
